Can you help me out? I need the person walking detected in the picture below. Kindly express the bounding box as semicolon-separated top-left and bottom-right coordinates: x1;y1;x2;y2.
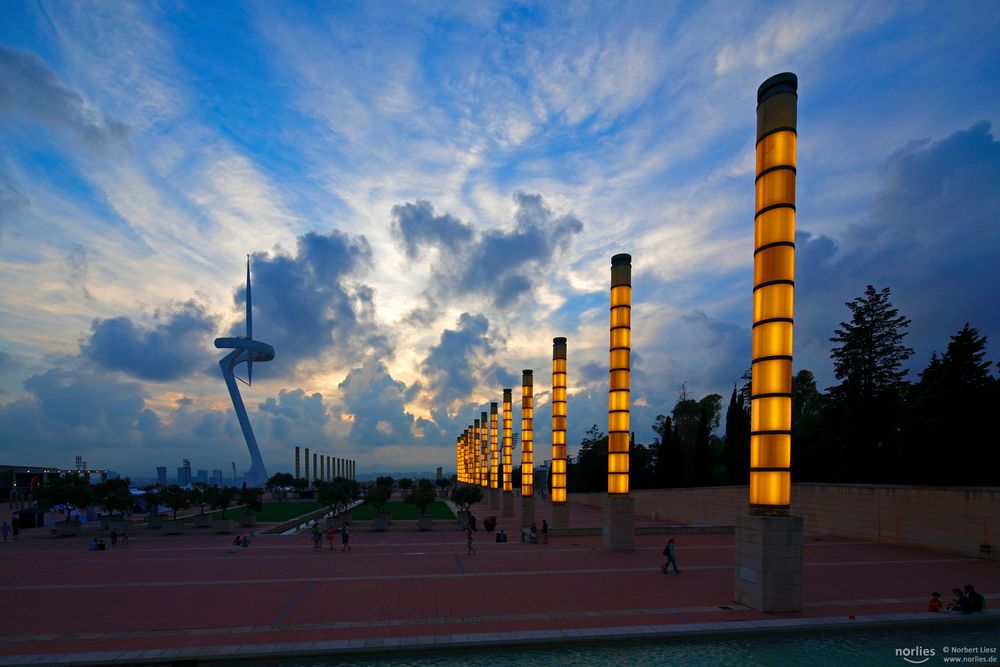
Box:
466;526;476;555
341;524;351;552
661;538;681;574
11;520;18;541
311;523;322;549
110;529;118;546
120;525;129;545
1;521;9;543
542;519;549;545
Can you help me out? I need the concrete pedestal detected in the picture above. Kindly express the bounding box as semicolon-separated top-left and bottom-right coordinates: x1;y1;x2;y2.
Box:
502;492;514;517
734;513;804;612
601;494;635;551
551;502;570;529
520;495;535;530
489;488;500;510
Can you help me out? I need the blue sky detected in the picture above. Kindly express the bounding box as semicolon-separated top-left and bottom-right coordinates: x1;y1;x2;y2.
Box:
1;1;998;478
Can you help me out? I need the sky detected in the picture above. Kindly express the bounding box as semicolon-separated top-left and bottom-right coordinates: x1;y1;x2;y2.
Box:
1;1;999;480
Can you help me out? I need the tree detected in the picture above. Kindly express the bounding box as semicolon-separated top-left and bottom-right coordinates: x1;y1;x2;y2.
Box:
363;485;391;515
829;285;913;481
95;477;133;519
266;472;295;493
723;383;750;485
435;477;450;496
316;478;359;515
450;485;483;512
239;487;263;516
375;476;395;490
190;483;211;515
33;474;94;522
142;485;161;515
405;487;437;516
416;478;434;491
160;485;189;520
398;478;413;495
573;425;607;492
209;486;236;518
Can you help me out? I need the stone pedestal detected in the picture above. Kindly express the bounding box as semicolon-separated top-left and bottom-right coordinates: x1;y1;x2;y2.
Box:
602;494;635;551
734;514;804;612
502;492;514;517
520;495;535;530
489;489;500;510
551;502;570;529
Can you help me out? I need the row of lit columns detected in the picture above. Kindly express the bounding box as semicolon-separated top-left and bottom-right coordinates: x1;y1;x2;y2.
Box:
293;446;355;483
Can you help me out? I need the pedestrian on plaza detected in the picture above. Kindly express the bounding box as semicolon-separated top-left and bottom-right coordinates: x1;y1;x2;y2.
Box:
327;526;336;550
11;520;18;541
964;585;986;612
947;587;970;613
234;535;242;547
927;591;943;612
120;525;128;544
341;524;351;552
466;526;476;555
529;522;538;544
311;523;322;549
542;519;549;545
110;529;118;546
1;521;9;543
242;533;251;549
661;538;681;574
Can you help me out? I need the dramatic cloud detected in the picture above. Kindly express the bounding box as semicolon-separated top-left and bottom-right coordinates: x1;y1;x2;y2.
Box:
0;171;28;242
81;301;217;381
234;230;390;370
338;359;415;446
0;45;128;148
394;192;583;310
421;312;494;410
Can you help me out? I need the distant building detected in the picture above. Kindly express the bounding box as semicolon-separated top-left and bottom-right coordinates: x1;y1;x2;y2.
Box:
177;459;192;486
156;466;167;486
211;469;223;487
196;469;208;485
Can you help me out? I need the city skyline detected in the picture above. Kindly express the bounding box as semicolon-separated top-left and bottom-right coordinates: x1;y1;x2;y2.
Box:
1;2;999;477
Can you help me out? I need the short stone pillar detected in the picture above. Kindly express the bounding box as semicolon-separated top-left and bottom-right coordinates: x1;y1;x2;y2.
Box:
551;502;570;529
520;494;535;530
734;514;804;612
502;491;514;517
602;494;635;551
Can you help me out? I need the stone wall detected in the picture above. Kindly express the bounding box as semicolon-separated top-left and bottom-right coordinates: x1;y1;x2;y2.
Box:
568;484;1000;559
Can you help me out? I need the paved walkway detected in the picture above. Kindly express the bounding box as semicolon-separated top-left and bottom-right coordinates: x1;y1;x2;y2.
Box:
0;495;997;665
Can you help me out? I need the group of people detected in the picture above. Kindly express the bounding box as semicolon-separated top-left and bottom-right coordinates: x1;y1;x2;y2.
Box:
462;515;552;554
929;585;987;613
1;521;19;542
109;527;128;545
310;521;350;552
232;534;252;548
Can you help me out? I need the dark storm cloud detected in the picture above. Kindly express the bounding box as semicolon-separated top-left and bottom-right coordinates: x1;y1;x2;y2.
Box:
21;368;149;432
392;191;583;310
421;312;494;409
257;388;330;442
390;200;473;259
81;301;216;381
0;45;128;148
337;359;415;446
235;230;390;370
795;121;1000;381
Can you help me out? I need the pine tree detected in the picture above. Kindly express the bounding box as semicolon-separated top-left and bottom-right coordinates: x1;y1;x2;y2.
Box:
724;384;749;484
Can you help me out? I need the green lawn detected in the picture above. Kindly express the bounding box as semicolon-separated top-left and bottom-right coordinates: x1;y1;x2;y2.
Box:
351;500;454;521
202;501;326;522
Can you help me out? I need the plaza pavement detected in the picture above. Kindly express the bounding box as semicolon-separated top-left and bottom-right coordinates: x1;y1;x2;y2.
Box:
0;496;997;665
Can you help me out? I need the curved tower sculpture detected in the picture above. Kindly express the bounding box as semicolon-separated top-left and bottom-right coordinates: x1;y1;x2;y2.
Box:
214;257;275;488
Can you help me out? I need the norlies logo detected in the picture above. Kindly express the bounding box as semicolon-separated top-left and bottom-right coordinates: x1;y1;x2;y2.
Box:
896;646;936;664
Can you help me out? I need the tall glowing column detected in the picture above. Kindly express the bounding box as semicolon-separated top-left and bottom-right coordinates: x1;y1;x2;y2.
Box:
295;446;301;481
480;411;489;490
473;419;481;486
489;403;500;508
603;253;635;550
313;453;318;483
551;337;569;528
304;447;310;484
502;388;514;516
520;370;534;529
735;72;804;613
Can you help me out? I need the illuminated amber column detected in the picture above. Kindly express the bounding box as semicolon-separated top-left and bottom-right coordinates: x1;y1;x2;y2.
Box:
295;446;300;481
520;370;534;529
304;447;310;483
456;436;463;483
551;337;569;528
501;388;514;516
603;254;635;550
481;411;489;489
473;420;482;486
750;72;797;515
489;402;500;509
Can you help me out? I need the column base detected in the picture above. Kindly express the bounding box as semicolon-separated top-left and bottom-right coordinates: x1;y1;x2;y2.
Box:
520;494;535;530
734;513;804;613
602;494;635;551
501;491;514;517
489;488;500;510
551;502;570;529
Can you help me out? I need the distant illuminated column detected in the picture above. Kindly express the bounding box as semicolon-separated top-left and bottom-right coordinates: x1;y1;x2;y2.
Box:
313;453;318;483
466;426;473;484
304;447;310;482
521;370;534;497
751;72;797;515
551;337;568;504
608;254;631;495
481;411;489;488
326;456;331;481
502;389;513;492
474;419;481;486
490;403;499;489
456;436;463;483
295;446;300;480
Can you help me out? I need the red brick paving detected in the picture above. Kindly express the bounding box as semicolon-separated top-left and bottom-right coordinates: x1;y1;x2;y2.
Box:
1;496;997;662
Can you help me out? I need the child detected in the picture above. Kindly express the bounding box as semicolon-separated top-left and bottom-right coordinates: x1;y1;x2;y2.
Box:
327;526;336;550
927;591;943;612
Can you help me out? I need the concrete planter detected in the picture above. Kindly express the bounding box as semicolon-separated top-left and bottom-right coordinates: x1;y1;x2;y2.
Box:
163;520;186;535
145;516;164;530
55;521;82;537
417;515;433;531
373;514;390;531
238;514;256;527
192;514;212;528
212;519;235;533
